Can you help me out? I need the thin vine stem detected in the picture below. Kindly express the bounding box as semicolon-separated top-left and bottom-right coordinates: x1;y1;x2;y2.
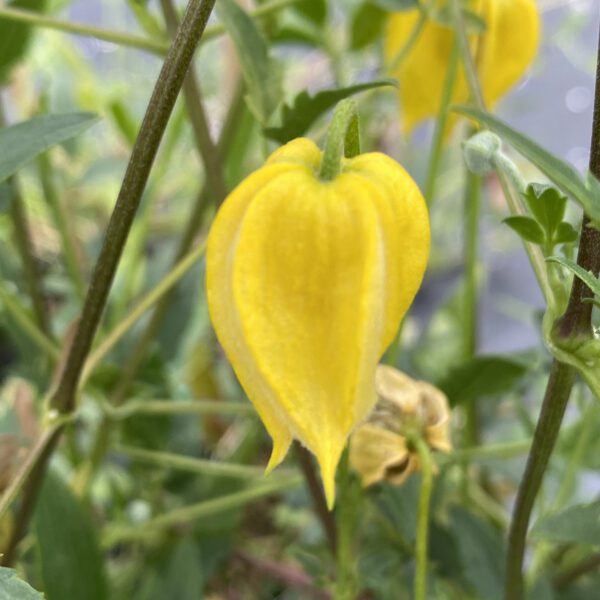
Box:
0;0;218;566
0;0;299;56
504;25;600;600
412;436;434;600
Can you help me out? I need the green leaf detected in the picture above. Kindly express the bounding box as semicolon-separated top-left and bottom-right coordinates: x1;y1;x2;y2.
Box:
503;215;545;245
437;354;531;407
0;113;99;182
350;3;387;51
449;507;505;600
293;0;327;25
554;221;579;245
523;184;567;238
546;256;600;297
453;106;592;212
272;12;324;48
34;471;107;600
430;4;487;33
264;79;397;144
0;568;44;600
531;502;600;546
216;0;281;124
0;0;47;83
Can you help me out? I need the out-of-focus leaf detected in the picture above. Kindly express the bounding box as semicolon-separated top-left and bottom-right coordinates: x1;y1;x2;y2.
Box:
350;3;387;51
108;99;138;147
272;12;323;48
126;0;165;38
264;79;397;144
453;106;595;217
437;355;531;407
0;113;99;182
0;0;47;83
293;0;327;25
531;502;600;546
216;0;281;124
34;471;107;600
503;215;545;245
546;256;600;297
0;568;44;599
450;507;505;600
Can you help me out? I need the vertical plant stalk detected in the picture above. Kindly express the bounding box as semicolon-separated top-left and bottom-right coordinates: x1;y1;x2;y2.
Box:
412;436;433;600
296;445;337;555
424;42;459;205
38;152;86;301
463;167;481;445
504;27;600;600
0;0;218;566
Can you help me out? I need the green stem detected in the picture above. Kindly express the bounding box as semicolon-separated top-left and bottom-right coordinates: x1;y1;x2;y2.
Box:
103;475;303;546
50;0;217;415
38;152;86;301
1;0;218;566
463;167;481;447
441;439;531;463
105;399;256;419
116;445;289;479
0;0;299;56
412;436;433;600
386;1;430;74
319;100;360;181
81;240;207;385
0;281;60;362
159;0;228;204
424;42;459;204
504;26;600;600
334;449;356;600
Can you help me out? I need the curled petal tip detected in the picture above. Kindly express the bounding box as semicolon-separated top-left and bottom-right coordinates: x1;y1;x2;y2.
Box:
264;433;292;475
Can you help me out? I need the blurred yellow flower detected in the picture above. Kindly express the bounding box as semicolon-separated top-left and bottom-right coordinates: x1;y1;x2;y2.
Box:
350;365;452;487
386;0;540;135
206;138;429;507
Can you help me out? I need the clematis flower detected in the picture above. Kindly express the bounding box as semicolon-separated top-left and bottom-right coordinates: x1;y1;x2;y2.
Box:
206;138;429;507
350;365;452;487
385;0;540;135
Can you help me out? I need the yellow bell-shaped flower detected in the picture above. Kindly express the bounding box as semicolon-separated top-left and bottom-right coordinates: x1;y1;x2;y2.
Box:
386;0;540;135
206;135;429;508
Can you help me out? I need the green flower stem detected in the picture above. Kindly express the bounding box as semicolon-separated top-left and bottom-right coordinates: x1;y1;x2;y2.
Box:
102;475;303;547
424;42;459;205
0;0;299;56
296;445;338;555
105;399;257;419
80;240;207;385
1;0;218;567
334;449;357;600
463;166;482;446
38;152;86;301
504;27;600;600
0;281;60;362
441;439;531;463
529;398;598;579
116;445;292;480
319;99;360;181
411;436;434;600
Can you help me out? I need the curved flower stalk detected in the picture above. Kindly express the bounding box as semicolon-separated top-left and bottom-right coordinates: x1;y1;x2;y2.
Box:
350;365;452;487
206;108;430;508
386;0;540;136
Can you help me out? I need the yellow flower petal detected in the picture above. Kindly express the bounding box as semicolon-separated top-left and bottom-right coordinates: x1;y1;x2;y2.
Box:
206;139;430;507
386;0;540;136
